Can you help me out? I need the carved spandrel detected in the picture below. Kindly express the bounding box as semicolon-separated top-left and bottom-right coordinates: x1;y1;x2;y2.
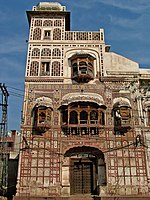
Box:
54;89;61;99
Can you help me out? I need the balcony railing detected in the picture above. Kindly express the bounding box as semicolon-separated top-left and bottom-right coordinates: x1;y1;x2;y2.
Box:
64;31;101;41
61;124;104;136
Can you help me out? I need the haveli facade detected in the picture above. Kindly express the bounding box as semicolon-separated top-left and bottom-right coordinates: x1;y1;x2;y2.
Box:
14;2;150;200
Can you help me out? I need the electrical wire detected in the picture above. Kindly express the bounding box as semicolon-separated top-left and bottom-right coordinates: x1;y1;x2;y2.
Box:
9;91;24;98
6;85;32;99
2;85;150;154
19;133;147;157
7;86;25;93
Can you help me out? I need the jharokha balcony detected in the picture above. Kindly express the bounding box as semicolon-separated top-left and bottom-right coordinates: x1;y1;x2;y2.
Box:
61;102;105;136
61;119;105;136
34;122;51;133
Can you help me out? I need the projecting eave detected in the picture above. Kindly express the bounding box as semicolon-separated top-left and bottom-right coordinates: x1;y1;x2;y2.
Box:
26;10;70;31
139;68;150;80
60;93;105;107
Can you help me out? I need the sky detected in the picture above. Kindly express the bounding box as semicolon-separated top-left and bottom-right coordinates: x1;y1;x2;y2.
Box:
0;0;150;132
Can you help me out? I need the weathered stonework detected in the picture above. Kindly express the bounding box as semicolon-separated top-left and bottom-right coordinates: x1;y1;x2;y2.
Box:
14;2;150;200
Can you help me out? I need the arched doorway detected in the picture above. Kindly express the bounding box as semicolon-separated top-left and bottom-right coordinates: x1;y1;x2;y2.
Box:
64;146;106;195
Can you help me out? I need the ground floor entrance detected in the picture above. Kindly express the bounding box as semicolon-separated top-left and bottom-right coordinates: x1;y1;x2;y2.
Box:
64;146;106;196
71;158;96;194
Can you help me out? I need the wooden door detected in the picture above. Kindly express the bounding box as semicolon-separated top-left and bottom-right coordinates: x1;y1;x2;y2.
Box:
71;161;93;194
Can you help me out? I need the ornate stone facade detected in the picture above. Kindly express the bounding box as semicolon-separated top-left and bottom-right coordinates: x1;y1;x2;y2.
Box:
14;2;150;199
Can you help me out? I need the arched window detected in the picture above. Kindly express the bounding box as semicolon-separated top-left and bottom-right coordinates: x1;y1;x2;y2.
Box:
39;110;46;123
61;101;106;135
41;48;51;58
32;48;40;57
113;101;131;135
70;111;78;124
52;48;61;58
30;61;39;76
43;20;53;26
51;61;60;76
69;54;95;83
34;20;42;26
90;110;98;124
32;106;52;134
53;28;61;40
80;111;88;124
33;28;41;40
99;111;105;125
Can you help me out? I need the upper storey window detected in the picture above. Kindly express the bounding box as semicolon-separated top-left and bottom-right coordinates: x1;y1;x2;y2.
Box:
32;48;40;58
53;28;61;40
34;19;42;26
30;61;39;76
52;48;61;58
51;61;60;76
33;28;41;40
43;20;53;27
69;54;95;83
40;62;50;76
44;30;51;40
32;106;52;135
41;48;51;58
61;102;105;135
113;100;131;135
54;20;62;26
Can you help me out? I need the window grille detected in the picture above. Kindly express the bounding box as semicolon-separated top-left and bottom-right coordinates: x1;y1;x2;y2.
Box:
53;28;61;40
51;61;60;76
52;48;61;58
41;48;51;58
33;28;41;40
43;20;53;27
32;48;40;57
54;20;62;27
34;19;42;26
30;61;39;76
